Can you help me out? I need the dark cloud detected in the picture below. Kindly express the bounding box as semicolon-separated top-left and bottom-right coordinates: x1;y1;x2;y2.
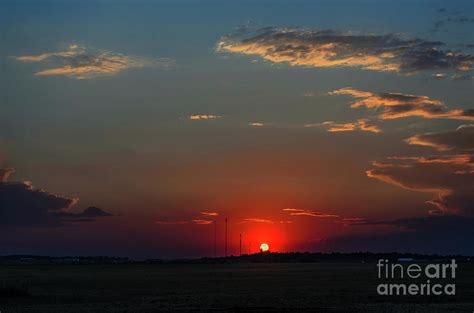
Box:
406;124;474;151
434;20;445;28
434;15;474;30
349;214;473;229
15;44;173;79
57;206;113;220
319;215;474;254
330;88;474;121
218;27;474;75
367;155;474;215
0;169;112;227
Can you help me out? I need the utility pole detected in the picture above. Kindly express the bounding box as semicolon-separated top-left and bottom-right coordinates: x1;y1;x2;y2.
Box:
214;220;217;258
224;218;228;258
239;233;242;256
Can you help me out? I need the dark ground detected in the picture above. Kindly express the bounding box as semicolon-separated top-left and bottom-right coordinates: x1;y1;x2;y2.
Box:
1;262;473;312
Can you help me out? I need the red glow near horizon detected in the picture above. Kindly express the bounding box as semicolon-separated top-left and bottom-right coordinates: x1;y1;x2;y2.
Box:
239;223;288;254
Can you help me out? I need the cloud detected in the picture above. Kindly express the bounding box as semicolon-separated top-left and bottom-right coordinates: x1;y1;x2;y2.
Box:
283;208;339;218
433;8;474;32
192;219;213;225
15;44;80;62
57;206;113;219
242;218;275;224
155;212;217;226
307;121;356;132
189;115;222;120
451;74;474;81
340;217;369;225
306;119;381;133
367;155;474;215
0;168;15;182
0;169;112;227
432;73;448;79
218;27;474;75
200;211;219;216
357;119;383;133
318;215;474;254
330;88;474;121
406;124;474;151
14;44;173;79
354;215;474;232
0;182;78;227
249;122;264;127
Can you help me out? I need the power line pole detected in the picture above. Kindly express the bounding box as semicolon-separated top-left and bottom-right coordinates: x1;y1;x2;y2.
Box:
224;218;228;258
239;233;242;256
214;220;217;258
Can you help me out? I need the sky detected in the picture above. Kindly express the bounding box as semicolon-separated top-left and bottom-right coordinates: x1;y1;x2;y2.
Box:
1;0;473;258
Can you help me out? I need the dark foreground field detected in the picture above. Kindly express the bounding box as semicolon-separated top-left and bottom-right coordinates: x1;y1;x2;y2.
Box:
1;262;474;312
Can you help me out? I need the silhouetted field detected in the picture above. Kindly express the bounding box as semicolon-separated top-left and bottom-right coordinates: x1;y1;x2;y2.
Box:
1;262;474;312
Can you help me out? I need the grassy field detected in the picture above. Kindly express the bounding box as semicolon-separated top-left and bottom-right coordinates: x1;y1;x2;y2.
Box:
1;262;473;312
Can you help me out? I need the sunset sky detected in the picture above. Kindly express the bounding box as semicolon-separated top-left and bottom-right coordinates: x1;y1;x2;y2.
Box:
1;0;473;258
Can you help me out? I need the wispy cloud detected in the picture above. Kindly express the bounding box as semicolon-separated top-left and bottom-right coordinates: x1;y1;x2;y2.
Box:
302;92;317;97
242;218;275;224
218;27;474;75
249;122;264;127
306;119;381;133
192;219;214;225
155;212;218;226
189;115;222;120
341;217;370;225
406;125;474;151
200;211;219;216
15;44;80;62
330;88;474;121
283;208;339;218
451;74;474;81
14;44;173;79
432;73;448;79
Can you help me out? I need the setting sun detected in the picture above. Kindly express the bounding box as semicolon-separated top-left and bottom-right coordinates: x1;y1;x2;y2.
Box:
260;243;269;252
